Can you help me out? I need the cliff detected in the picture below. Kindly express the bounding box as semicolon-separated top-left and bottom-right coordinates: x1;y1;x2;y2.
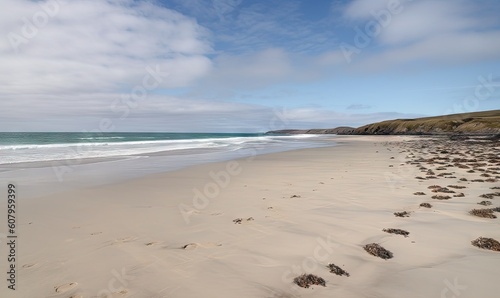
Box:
346;110;500;135
266;110;500;135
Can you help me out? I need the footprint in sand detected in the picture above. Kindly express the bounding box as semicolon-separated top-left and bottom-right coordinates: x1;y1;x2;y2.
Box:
116;236;137;243
105;289;129;297
184;209;201;217
181;242;222;250
182;243;199;250
145;241;159;246
107;236;138;246
233;217;254;224
54;282;78;293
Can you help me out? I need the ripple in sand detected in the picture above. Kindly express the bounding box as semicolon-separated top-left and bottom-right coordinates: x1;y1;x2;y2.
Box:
54;282;78;293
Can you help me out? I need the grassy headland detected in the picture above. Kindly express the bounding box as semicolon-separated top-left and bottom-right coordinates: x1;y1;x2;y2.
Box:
267;110;500;135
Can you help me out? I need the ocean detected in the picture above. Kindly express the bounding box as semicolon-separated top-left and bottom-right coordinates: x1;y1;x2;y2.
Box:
0;132;335;198
0;132;266;164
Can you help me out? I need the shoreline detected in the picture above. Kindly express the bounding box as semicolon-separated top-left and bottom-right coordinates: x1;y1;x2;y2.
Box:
1;136;336;200
1;136;499;297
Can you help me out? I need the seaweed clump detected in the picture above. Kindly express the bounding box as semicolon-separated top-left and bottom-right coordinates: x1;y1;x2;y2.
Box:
293;274;326;288
383;228;410;237
471;237;500;252
394;211;411;217
327;263;350;277
469;209;497;219
364;243;393;259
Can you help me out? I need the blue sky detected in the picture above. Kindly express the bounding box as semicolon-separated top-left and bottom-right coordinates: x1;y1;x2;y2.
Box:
1;0;499;132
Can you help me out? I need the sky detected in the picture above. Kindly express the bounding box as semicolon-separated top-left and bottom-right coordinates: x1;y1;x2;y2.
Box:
1;0;499;132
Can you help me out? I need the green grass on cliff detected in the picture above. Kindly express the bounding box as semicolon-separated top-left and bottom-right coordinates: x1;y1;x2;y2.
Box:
353;110;500;135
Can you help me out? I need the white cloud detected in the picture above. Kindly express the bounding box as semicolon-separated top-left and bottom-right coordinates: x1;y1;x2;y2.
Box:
341;0;500;68
379;31;500;65
1;0;495;133
0;91;422;132
347;104;372;110
193;48;346;96
173;0;340;54
0;0;212;95
351;30;500;73
202;48;294;90
378;1;480;45
259;107;424;130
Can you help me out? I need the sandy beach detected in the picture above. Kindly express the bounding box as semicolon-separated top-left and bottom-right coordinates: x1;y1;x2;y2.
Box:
2;135;499;298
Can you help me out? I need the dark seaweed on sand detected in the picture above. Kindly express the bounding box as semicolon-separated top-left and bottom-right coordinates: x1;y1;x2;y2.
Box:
383;228;409;237
432;195;451;200
364;243;393;259
469;209;497;219
478;201;493;206
394;211;410;217
480;193;495;199
293;274;326;288
327;263;350;277
471;237;500;252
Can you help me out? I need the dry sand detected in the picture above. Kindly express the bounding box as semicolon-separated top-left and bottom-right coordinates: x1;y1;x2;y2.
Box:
1;136;499;298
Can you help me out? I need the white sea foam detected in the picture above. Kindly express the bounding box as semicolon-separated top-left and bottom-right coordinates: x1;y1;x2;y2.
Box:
0;135;325;165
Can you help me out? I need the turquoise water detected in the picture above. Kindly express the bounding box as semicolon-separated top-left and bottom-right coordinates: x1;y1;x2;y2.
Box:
0;132;324;164
0;132;262;146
